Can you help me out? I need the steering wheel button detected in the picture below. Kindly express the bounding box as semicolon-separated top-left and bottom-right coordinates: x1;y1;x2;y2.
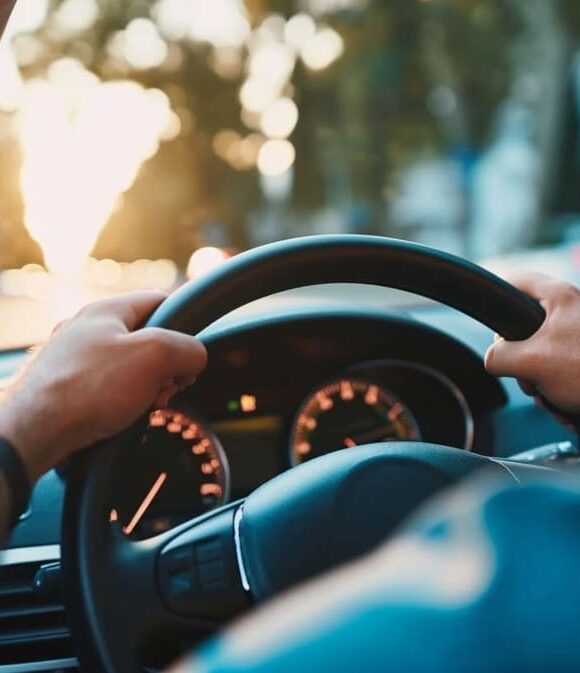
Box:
199;560;227;586
195;539;223;563
168;569;196;599
165;545;193;572
202;579;228;593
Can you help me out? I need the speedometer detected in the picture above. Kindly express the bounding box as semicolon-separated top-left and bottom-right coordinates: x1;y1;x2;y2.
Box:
110;408;229;540
290;377;421;465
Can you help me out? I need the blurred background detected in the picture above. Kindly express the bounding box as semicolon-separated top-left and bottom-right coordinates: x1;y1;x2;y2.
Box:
1;0;580;346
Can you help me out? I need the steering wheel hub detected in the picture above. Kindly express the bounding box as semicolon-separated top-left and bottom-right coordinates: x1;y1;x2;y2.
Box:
238;442;509;600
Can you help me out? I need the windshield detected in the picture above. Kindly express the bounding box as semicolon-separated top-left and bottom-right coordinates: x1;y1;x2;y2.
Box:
0;0;580;348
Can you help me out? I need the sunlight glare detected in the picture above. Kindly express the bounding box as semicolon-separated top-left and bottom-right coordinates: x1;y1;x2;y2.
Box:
17;59;175;275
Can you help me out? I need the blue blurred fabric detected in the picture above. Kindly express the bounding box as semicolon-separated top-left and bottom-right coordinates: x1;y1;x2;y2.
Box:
194;474;580;672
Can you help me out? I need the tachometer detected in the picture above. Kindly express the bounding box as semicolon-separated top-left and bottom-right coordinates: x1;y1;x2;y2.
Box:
290;377;420;464
110;408;229;540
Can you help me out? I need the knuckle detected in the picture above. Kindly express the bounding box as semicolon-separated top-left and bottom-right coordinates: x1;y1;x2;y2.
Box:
75;303;96;319
74;298;114;321
140;328;171;360
519;345;547;378
548;280;579;303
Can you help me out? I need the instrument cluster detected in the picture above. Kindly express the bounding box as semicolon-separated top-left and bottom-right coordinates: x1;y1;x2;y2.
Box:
111;359;473;540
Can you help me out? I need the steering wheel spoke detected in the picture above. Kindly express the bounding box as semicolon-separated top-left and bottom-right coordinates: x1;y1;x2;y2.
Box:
106;507;248;652
155;502;249;621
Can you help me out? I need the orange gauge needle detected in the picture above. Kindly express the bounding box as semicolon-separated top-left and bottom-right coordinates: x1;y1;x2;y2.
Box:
343;437;357;448
123;472;167;535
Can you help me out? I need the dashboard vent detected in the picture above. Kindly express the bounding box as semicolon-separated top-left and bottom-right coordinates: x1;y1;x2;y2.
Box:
0;558;77;668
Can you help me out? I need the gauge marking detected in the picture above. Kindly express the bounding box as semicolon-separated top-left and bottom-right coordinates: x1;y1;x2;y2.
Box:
201;483;223;498
123;472;168;536
364;385;379;406
297;442;311;456
317;393;333;411
201;462;214;475
340;380;354;401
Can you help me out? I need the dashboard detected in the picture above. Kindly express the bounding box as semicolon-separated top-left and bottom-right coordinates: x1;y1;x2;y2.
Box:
5;296;576;562
6;299;578;552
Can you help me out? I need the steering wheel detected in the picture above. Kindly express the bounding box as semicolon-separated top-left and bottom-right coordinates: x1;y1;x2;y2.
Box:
62;235;550;673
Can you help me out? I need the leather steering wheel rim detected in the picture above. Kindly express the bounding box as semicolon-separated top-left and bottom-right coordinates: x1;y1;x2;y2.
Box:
61;235;547;673
146;235;545;339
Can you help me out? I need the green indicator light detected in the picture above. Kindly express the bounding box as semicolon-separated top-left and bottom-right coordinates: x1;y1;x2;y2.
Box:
227;400;239;412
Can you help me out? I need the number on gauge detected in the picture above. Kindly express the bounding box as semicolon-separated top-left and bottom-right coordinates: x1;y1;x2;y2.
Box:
290;377;420;464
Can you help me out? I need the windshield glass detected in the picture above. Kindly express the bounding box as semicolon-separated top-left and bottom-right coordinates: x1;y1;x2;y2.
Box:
0;0;580;348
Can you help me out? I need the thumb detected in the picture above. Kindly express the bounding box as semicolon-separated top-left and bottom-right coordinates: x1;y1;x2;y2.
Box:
484;336;531;379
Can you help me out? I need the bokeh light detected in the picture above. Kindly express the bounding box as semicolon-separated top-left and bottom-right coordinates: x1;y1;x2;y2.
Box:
51;0;99;38
108;18;168;70
187;247;230;280
153;0;250;48
248;42;295;85
260;98;299;139
257;139;296;177
284;14;317;51
240;77;281;114
301;27;344;70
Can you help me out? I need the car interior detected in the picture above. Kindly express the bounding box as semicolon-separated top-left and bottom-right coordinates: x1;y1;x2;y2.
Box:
0;236;577;673
0;1;579;673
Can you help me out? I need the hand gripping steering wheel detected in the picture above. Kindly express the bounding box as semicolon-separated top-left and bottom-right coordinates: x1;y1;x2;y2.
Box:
62;235;552;673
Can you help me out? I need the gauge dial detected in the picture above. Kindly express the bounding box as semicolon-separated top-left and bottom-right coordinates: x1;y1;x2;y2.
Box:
290;377;420;464
110;408;229;540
